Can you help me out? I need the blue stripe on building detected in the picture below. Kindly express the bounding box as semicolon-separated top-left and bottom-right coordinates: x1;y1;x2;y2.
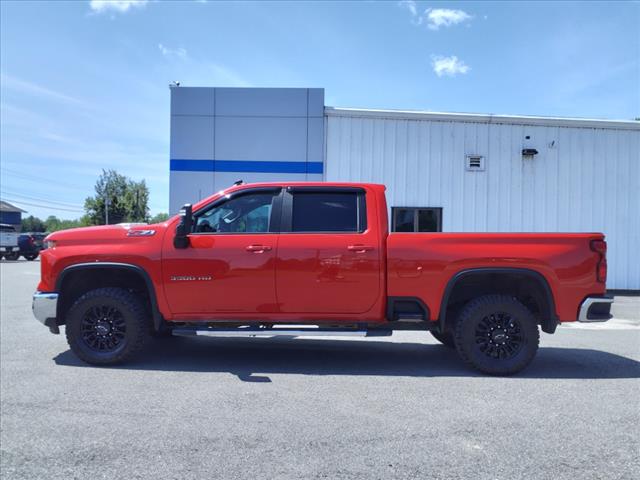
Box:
170;159;323;174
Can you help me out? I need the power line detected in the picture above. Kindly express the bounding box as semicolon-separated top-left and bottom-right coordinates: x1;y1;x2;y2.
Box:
1;190;84;209
1;198;85;213
0;167;87;190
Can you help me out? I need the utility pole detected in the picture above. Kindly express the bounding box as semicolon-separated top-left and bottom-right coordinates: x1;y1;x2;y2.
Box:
105;196;109;225
135;190;139;221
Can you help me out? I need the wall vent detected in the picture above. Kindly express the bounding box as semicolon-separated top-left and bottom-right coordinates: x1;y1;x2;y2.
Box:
465;155;485;171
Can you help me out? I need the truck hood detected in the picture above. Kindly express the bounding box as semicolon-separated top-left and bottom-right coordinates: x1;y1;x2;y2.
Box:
46;223;170;247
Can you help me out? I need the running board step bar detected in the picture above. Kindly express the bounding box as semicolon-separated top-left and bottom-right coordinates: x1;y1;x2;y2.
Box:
172;327;392;338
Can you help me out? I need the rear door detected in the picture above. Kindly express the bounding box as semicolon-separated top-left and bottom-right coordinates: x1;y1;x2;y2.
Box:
275;187;381;315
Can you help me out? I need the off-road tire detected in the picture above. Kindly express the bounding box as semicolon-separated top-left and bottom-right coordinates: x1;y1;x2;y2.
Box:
65;287;149;365
454;294;539;375
430;330;455;348
4;252;19;261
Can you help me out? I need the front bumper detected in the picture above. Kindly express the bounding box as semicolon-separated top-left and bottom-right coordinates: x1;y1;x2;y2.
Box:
578;295;614;322
32;292;60;333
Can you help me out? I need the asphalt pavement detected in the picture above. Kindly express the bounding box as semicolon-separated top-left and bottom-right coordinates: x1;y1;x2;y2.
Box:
1;259;639;480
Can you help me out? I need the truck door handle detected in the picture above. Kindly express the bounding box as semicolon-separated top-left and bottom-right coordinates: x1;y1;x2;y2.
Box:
245;244;272;253
347;244;374;253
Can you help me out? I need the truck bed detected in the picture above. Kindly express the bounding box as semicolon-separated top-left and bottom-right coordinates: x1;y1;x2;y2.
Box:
387;232;606;322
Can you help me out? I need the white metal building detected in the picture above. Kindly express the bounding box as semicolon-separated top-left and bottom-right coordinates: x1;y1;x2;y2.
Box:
169;87;640;289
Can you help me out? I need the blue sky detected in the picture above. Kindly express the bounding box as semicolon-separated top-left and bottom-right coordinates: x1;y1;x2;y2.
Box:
1;0;638;219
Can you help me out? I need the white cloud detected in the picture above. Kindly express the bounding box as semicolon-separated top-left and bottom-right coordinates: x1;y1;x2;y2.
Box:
425;8;472;30
0;73;89;107
155;45;251;87
158;44;188;59
204;63;252;88
431;55;470;77
89;0;148;14
398;0;418;18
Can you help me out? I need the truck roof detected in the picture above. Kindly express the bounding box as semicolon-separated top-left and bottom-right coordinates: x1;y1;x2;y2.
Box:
189;181;386;214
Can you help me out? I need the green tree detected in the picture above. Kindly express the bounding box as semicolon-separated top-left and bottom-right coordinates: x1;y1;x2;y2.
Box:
21;215;46;232
84;169;150;225
125;179;150;223
149;212;170;224
44;215;91;232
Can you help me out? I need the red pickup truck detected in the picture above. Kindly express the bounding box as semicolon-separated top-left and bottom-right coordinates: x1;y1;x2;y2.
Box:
33;182;612;374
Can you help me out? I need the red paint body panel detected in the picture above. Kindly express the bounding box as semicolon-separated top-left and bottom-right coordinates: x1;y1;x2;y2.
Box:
387;233;605;322
161;233;279;316
38;224;172;318
274;186;386;320
39;182;606;326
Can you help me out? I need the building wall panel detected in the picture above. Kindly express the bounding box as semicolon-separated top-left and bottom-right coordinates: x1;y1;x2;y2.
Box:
215;88;308;117
170;88;325;213
325;113;640;289
169;116;214;160
215;117;307;161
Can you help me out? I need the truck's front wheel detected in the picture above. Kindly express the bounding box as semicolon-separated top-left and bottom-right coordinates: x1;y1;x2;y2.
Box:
454;295;539;375
65;288;149;365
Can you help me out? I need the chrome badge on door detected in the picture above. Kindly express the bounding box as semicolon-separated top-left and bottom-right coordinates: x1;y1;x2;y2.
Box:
170;275;213;282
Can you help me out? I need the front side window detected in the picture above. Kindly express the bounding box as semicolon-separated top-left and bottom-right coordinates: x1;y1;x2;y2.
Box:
392;207;442;232
291;191;365;233
194;191;278;234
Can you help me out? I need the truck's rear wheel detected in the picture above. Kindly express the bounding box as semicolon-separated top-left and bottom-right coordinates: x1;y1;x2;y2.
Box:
65;287;149;365
454;295;539;375
430;330;455;348
24;253;38;261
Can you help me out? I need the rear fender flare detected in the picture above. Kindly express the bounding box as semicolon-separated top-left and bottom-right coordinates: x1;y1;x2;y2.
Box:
438;268;559;334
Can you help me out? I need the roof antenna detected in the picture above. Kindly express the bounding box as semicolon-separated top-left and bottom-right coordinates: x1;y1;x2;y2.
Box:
233;179;244;186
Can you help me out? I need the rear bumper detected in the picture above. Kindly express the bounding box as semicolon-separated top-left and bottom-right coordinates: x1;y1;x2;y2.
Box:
578;295;614;322
32;292;60;333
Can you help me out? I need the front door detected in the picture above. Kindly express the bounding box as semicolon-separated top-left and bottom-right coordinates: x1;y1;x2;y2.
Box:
275;187;381;315
162;188;282;317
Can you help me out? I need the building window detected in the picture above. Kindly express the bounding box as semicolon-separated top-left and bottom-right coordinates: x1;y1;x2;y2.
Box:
391;207;442;232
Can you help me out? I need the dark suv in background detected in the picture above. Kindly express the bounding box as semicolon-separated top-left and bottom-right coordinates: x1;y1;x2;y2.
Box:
7;233;47;261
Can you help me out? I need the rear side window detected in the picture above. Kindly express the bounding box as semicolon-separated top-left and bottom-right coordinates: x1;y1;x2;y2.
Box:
291;192;366;233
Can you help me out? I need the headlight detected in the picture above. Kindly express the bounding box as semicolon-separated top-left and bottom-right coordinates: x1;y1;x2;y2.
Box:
44;240;57;249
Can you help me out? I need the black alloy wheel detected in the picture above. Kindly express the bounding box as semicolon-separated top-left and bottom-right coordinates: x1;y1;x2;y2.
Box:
474;312;524;360
454;294;539;375
80;305;127;353
65;287;149;365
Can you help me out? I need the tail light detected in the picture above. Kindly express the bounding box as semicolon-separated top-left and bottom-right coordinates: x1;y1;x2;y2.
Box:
590;239;607;283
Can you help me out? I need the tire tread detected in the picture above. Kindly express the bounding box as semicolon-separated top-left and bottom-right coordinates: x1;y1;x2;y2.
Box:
65;287;148;365
454;294;539;375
